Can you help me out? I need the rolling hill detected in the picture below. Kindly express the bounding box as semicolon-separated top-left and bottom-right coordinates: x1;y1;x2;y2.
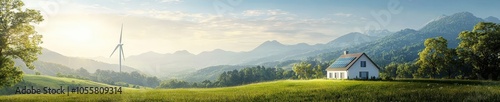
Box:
15;60;77;76
17;49;141;73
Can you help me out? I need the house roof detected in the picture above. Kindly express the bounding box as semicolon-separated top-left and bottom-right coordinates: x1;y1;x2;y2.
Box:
325;53;380;71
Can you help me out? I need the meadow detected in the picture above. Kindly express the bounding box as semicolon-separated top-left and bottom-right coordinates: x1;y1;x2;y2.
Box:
1;75;500;101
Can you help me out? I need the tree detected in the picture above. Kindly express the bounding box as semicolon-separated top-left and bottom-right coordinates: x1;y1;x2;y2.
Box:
444;48;461;79
0;0;44;87
201;80;212;88
457;22;500;80
313;64;324;78
275;68;284;79
76;67;90;77
292;61;313;79
384;62;398;78
396;63;417;78
282;70;295;79
416;36;453;78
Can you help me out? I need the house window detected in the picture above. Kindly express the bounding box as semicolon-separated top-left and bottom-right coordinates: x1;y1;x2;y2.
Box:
336;72;340;79
329;73;332;78
361;61;366;67
340;72;344;79
359;72;369;79
334;73;337;78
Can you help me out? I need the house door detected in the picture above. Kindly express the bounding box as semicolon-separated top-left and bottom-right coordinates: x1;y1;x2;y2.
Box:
359;72;368;79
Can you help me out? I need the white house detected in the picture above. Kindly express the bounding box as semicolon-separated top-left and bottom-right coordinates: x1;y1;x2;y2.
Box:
326;51;380;79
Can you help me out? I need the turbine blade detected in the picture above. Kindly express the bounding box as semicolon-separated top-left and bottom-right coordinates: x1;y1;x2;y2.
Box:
120;46;125;60
109;45;120;57
120;24;123;43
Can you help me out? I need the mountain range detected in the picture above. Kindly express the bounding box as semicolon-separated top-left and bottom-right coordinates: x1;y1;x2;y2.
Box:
175;12;499;81
21;12;499;81
87;30;386;77
316;12;492;67
14;48;140;76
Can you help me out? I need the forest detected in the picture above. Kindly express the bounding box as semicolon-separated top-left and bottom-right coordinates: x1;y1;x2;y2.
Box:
383;22;500;80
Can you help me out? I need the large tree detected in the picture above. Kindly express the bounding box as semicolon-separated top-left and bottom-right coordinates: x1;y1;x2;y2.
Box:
416;36;453;78
0;0;44;87
313;64;324;78
292;61;313;79
457;22;500;80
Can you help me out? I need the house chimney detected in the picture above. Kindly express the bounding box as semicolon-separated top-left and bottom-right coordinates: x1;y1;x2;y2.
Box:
344;51;349;55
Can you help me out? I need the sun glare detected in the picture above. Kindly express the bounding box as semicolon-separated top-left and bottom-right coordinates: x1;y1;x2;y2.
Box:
63;25;94;43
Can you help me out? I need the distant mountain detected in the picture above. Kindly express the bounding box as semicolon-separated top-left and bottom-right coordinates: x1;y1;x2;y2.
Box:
421;14;447;28
241;40;319;65
170;12;496;82
107;40;322;78
35;48;140;73
317;12;486;67
125;50;197;77
14;59;77;76
96;12;494;81
171;32;390;80
365;29;393;37
326;32;379;48
485;16;500;23
251;40;288;52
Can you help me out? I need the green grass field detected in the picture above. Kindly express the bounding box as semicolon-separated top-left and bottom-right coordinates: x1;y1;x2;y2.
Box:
1;76;500;101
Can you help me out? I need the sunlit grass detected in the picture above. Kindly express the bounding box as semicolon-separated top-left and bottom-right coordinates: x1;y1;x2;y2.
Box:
1;78;499;101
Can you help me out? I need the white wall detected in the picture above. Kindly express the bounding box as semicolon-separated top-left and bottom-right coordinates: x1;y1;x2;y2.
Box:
347;55;380;79
327;71;347;79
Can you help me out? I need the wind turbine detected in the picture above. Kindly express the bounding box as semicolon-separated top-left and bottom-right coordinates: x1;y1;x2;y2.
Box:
110;24;126;73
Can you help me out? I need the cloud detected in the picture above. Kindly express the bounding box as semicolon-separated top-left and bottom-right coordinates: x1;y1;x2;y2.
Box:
158;0;181;3
334;12;353;17
129;9;212;22
31;0;362;57
266;9;289;16
242;10;265;16
242;9;290;17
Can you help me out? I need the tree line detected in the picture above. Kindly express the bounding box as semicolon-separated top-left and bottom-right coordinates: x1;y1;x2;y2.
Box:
56;68;161;88
382;22;500;80
158;61;330;89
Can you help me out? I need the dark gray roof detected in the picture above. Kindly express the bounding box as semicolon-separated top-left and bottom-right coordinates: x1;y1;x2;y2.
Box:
325;53;380;71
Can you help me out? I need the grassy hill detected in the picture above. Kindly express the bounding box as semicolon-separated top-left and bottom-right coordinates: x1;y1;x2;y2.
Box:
0;75;116;95
1;79;499;101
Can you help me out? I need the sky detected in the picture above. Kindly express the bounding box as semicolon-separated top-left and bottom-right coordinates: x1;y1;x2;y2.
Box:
21;0;500;58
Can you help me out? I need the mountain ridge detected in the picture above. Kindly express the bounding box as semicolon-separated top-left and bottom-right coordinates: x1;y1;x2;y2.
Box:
36;48;140;73
34;11;496;80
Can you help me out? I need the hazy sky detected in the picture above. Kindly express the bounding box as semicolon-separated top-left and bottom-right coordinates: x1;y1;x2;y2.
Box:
21;0;500;58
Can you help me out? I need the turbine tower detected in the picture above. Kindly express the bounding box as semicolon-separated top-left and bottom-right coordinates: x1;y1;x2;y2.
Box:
110;24;125;72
